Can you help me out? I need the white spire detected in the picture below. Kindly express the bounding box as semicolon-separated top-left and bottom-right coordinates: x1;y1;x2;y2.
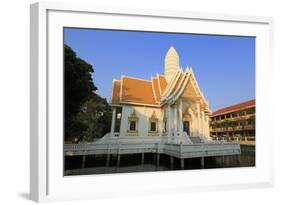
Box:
164;46;180;83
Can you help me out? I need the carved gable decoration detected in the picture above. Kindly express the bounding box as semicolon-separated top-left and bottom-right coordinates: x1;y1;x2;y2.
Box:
128;109;138;121
184;79;198;98
150;111;158;120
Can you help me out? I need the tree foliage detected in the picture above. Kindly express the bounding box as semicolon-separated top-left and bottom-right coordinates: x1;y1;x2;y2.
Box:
64;44;111;143
77;94;112;142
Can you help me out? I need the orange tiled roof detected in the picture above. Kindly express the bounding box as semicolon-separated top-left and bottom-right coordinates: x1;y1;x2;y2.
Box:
111;75;168;106
158;75;167;94
122;77;158;105
152;77;160;102
111;80;121;104
211;99;255;116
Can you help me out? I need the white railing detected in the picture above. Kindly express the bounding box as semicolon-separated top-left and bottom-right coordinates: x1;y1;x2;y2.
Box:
64;142;162;155
163;142;241;158
65;138;241;158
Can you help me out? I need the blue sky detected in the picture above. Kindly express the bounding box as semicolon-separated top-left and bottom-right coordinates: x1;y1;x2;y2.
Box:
64;28;255;111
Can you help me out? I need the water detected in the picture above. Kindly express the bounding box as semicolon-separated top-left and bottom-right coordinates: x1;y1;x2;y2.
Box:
64;145;255;176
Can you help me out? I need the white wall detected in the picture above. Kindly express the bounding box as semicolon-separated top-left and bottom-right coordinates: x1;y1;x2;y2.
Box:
0;0;280;205
120;105;163;137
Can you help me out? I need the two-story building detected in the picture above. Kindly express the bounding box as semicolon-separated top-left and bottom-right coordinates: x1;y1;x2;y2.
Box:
209;99;255;144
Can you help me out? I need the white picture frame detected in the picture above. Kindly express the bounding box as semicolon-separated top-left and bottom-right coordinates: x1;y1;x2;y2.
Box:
30;2;274;202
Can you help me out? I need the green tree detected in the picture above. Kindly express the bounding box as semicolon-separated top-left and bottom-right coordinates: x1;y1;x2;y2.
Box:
64;44;112;143
77;95;112;142
64;44;97;142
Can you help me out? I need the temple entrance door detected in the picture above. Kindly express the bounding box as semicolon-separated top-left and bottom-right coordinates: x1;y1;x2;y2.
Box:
183;121;190;136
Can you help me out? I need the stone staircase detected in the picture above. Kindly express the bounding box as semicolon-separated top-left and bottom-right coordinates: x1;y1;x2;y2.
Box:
189;136;203;144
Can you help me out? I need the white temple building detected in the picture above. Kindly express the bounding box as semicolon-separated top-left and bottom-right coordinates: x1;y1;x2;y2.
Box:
107;46;211;144
65;47;241;167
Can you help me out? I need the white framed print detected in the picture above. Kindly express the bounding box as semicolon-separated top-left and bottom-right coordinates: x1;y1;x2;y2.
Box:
30;2;274;202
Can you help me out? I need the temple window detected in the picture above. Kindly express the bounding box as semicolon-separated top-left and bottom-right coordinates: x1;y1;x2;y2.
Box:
129;120;136;131
127;109;138;135
148;111;159;135
150;121;156;132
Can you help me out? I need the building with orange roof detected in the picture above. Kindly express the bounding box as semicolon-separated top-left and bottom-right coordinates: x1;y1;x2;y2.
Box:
64;46;242;170
209;99;255;145
109;46;212;143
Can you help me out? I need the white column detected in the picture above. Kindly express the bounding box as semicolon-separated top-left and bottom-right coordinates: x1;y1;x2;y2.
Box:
205;115;210;139
119;106;127;137
110;108;116;137
188;107;193;137
160;110;164;134
168;105;172;138
142;106;147;137
196;102;201;137
179;99;183;140
174;104;177;137
201;111;205;137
